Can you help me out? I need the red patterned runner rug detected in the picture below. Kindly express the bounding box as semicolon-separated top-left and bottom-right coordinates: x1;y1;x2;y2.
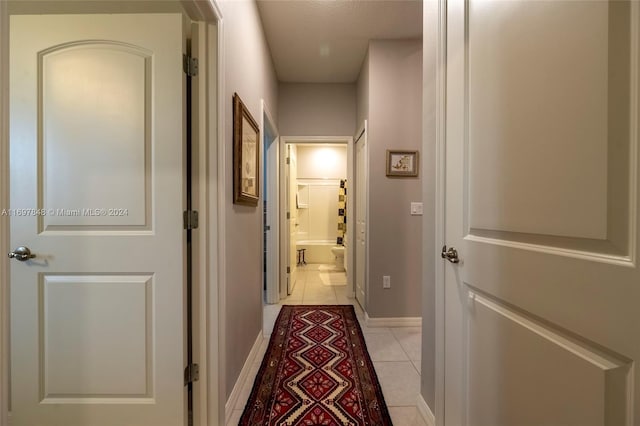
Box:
240;305;392;425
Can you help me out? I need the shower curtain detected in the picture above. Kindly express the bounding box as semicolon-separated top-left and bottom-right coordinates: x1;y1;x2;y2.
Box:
337;179;347;245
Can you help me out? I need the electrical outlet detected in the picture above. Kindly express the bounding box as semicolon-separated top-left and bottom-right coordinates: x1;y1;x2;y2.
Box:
383;275;391;289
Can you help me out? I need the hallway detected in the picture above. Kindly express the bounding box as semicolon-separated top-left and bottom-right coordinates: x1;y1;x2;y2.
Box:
227;264;424;425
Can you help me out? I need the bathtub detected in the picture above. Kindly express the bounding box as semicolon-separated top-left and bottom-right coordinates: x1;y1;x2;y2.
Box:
296;240;338;264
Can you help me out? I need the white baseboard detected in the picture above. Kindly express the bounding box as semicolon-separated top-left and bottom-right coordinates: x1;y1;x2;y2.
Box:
225;332;263;424
365;313;422;327
416;394;436;426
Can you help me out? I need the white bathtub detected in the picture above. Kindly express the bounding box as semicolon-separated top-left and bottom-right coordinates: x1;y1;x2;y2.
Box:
296;240;338;264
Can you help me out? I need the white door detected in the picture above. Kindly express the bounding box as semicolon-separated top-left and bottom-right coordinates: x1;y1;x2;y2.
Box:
288;144;299;294
355;130;367;309
443;1;639;425
9;14;185;426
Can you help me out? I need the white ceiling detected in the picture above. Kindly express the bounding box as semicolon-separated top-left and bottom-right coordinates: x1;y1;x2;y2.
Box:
256;0;423;83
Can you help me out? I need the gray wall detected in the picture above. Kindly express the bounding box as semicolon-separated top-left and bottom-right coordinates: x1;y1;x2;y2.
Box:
278;83;356;136
356;51;369;131
218;0;278;400
420;0;437;411
357;39;423;318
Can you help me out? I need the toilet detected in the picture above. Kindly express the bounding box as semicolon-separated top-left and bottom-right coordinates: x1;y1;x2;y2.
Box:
331;246;345;271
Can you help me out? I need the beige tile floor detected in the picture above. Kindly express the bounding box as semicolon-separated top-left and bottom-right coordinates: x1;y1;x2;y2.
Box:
228;264;426;426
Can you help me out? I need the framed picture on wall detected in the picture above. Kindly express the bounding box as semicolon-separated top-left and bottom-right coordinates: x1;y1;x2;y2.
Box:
386;150;419;177
233;93;261;206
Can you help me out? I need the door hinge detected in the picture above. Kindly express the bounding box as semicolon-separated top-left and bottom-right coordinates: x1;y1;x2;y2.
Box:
287;266;291;274
184;363;200;385
183;54;199;77
183;210;199;230
266;225;271;231
286;212;290;219
286;157;290;165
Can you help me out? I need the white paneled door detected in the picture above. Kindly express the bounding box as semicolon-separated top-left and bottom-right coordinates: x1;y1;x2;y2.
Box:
443;1;639;425
9;14;185;426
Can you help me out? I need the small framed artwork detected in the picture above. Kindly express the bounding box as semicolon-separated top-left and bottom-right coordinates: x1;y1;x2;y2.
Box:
233;93;261;206
386;150;419;177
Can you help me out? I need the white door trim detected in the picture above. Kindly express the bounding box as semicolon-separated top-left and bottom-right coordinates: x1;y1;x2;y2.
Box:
262;101;280;305
431;0;447;425
279;139;289;299
185;2;227;425
0;1;10;424
277;136;355;297
0;1;227;425
353;122;368;307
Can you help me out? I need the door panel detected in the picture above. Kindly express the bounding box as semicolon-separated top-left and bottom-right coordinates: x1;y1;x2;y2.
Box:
42;275;152;398
10;14;185;426
444;0;639;425
40;43;150;230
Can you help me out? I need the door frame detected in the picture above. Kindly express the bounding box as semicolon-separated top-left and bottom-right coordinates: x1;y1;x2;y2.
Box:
0;0;9;424
430;0;448;424
261;100;280;305
0;1;227;425
353;122;369;310
274;136;355;299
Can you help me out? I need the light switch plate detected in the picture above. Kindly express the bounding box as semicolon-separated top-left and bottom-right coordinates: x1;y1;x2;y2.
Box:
383;276;391;289
410;202;423;216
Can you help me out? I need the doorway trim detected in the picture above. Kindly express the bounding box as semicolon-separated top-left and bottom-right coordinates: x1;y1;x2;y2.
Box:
353;122;368;311
0;1;227;425
432;0;448;425
261;101;280;305
275;136;355;300
0;0;10;424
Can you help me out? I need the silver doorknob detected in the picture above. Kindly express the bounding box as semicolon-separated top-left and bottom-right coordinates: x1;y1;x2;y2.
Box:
8;246;36;261
441;245;460;264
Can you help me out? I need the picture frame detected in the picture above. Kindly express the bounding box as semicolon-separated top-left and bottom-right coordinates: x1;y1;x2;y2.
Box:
386;150;419;177
233;93;261;206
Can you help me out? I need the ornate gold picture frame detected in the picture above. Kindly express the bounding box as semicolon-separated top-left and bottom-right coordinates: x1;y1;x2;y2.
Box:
233;93;260;206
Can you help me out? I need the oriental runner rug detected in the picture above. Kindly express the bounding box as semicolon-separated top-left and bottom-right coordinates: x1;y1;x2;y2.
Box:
240;305;392;426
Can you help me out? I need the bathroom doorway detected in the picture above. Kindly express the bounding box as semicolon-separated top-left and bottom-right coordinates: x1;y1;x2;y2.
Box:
271;137;355;304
